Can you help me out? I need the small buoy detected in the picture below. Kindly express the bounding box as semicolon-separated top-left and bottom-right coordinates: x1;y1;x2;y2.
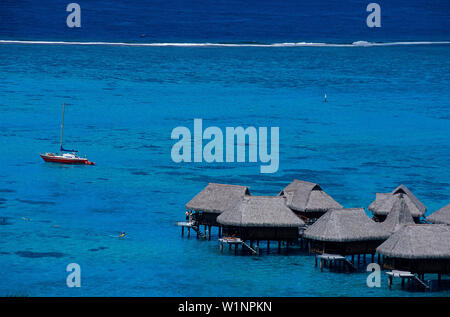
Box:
324;93;327;102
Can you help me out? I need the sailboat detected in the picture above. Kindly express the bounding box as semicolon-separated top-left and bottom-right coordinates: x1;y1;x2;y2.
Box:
40;102;95;165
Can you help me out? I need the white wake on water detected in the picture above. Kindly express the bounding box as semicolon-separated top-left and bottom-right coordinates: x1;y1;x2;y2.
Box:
1;40;449;47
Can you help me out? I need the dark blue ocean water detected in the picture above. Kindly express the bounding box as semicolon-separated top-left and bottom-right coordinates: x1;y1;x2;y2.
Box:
0;1;450;297
1;0;449;43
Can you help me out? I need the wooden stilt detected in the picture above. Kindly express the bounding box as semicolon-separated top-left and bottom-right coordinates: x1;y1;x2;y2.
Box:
315;256;318;267
377;253;380;264
187;227;190;238
320;259;323;272
371;253;374;263
278;241;281;253
181;226;184;237
208;225;211;240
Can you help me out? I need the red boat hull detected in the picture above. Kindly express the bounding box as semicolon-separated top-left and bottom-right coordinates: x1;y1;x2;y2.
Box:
40;155;95;165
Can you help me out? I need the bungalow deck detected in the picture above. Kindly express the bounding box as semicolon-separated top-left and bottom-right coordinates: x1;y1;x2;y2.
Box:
219;237;258;255
386;270;429;289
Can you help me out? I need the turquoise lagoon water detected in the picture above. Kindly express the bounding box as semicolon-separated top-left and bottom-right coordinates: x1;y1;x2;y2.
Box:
0;44;449;296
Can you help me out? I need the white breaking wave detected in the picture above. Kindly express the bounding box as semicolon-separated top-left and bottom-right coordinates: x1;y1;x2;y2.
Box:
0;39;449;47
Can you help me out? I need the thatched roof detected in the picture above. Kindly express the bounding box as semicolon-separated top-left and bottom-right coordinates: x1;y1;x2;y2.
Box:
368;184;426;218
186;183;250;214
377;224;450;259
278;179;342;213
303;208;390;242
427;203;450;225
216;196;304;227
381;194;415;233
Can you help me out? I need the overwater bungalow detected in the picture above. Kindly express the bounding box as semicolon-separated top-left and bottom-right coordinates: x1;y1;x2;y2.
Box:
377;224;450;283
216;196;304;253
183;183;250;239
303;208;390;258
278;179;342;224
380;193;415;233
185;183;250;225
426;203;450;225
368;184;426;222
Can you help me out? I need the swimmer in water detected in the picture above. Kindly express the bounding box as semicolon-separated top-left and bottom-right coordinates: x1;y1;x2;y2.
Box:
118;231;126;238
